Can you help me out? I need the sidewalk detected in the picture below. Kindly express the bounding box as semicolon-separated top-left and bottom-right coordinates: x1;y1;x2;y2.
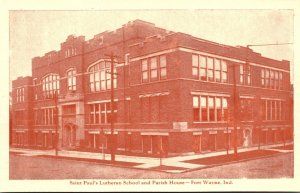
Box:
10;142;293;173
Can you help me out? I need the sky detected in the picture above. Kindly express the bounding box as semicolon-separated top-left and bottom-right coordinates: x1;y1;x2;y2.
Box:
9;10;294;85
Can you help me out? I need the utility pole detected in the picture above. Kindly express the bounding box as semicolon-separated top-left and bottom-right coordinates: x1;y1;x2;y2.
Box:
105;51;119;162
54;90;59;156
232;62;238;159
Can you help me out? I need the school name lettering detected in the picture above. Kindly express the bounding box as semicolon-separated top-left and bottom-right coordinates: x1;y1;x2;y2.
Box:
70;179;233;186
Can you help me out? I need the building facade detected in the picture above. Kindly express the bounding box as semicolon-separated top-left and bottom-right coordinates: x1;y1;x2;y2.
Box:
11;19;293;156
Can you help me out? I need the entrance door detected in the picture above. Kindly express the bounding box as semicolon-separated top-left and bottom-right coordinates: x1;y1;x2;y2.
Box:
243;128;252;147
65;124;76;148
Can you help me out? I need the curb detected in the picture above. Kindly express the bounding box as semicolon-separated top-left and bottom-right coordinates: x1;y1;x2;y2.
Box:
181;151;293;174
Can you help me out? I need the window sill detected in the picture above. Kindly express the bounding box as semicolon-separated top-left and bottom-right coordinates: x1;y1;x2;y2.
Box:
140;122;169;125
192;121;227;124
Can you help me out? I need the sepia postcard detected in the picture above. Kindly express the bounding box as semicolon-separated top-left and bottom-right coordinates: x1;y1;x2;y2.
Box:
0;0;299;192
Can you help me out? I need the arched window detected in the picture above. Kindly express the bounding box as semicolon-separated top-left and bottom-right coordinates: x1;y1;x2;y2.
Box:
67;69;76;91
88;60;117;92
42;74;60;98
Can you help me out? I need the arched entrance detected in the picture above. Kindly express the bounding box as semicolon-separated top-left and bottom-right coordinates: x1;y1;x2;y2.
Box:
64;123;77;148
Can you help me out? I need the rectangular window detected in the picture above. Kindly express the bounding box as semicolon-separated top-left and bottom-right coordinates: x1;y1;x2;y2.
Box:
265;69;270;87
267;100;272;120
274;71;279;89
200;56;207;81
192;55;199;78
214;59;221;82
141;59;148;83
193;96;200;121
240;98;253;121
208;97;215;121
207;57;214;81
200;96;207;121
89;102;117;124
246;66;251;85
240;65;244;84
194;95;228;122
261;69;265;87
141;55;167;83
261;100;266;120
67;70;76;91
270;70;275;89
150;57;158;81
279;72;283;89
222;98;228;121
221;60;228;83
159;55;167;79
216;97;222;121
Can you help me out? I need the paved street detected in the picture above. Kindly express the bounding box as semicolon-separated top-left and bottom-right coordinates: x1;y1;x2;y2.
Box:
10;151;293;179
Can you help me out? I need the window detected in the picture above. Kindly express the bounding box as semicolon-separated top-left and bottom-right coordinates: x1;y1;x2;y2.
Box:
193;96;199;121
142;59;148;83
274;71;279;89
200;96;207;121
261;69;265;86
89;61;117;92
192;55;199;78
240;64;251;85
279;72;283;89
150;57;158;81
141;55;167;83
214;59;221;82
42;74;60;99
270;70;275;89
88;102;117;124
193;95;228;122
192;55;228;83
65;47;77;58
261;99;284;121
221;60;228;83
33;79;38;100
67;69;76;91
141;95;167;122
208;97;215;121
16;87;25;103
240;98;254;121
265;69;270;87
159;55;167;79
207;57;214;81
42;108;55;125
199;56;207;81
261;68;284;90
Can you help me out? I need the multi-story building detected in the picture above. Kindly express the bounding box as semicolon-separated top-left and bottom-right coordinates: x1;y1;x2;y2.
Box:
11;19;293;156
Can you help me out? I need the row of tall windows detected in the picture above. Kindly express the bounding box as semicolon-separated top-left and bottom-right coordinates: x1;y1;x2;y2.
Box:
33;108;57;125
142;55;166;83
192;55;228;83
193;95;228;122
88;102;117;124
140;95;168;122
89;61;117;92
16;87;25;103
42;74;60;99
261;68;283;89
261;99;285;121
